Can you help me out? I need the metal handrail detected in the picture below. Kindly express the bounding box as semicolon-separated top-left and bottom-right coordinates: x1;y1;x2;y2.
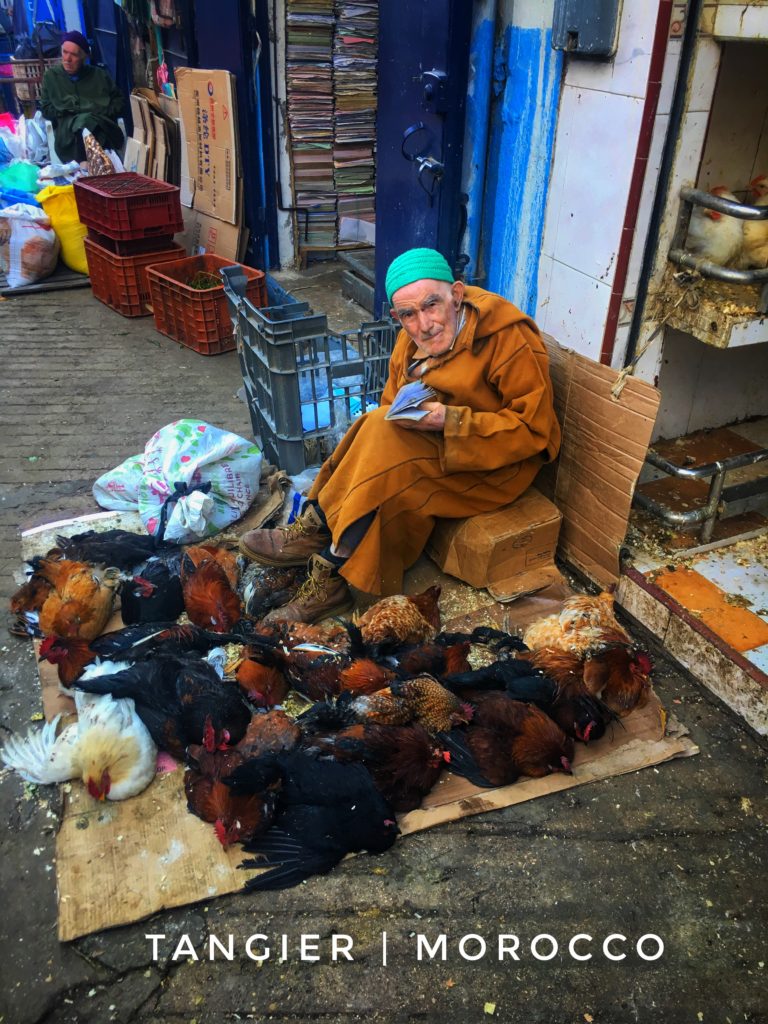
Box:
645;446;768;479
668;187;768;284
638;446;768;544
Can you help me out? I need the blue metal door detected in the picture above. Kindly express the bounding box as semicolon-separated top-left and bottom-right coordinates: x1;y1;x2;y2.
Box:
374;1;472;312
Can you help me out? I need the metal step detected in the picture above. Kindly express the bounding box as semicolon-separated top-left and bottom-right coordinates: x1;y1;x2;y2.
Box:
341;269;375;315
339;248;375;285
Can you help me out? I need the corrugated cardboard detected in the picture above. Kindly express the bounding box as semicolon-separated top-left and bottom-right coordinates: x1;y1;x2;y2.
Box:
537;334;661;589
123;137;149;175
427;488;562;601
175;68;241;225
179;206;246;261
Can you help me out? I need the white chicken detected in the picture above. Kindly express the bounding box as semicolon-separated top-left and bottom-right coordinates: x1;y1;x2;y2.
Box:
741;174;768;269
0;691;156;801
684;185;744;267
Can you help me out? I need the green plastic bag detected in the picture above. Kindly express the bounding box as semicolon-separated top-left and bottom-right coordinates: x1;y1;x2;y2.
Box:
0;160;41;195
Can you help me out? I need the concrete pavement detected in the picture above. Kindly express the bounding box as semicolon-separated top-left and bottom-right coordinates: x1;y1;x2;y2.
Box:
0;286;765;1024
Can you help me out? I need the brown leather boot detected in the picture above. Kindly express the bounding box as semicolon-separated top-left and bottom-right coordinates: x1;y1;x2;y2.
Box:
239;504;330;566
262;553;354;624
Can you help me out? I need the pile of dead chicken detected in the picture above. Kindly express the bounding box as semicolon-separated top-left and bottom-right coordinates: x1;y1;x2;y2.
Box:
4;530;653;891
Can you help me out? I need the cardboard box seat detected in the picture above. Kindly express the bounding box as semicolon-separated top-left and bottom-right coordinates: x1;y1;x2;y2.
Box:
426;487;562;601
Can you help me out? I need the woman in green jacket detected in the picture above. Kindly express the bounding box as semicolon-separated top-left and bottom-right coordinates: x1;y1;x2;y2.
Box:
40;31;124;163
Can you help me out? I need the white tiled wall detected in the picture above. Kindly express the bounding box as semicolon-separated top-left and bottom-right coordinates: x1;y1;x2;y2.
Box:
565;0;657;99
652;329;768;439
545;261;613;362
535;1;661;356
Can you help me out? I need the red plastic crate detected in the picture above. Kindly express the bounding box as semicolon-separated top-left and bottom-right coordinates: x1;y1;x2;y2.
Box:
74;173;183;241
147;254;268;355
85;237;186;318
87;229;176;256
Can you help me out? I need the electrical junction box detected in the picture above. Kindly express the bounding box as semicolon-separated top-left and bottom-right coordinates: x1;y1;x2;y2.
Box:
552;0;623;58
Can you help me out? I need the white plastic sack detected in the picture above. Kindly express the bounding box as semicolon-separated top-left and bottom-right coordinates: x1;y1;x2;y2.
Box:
0;203;60;288
93;420;262;543
18;112;49;164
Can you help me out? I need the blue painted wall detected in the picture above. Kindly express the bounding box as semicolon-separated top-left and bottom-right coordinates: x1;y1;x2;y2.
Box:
461;7;495;281
481;25;562;316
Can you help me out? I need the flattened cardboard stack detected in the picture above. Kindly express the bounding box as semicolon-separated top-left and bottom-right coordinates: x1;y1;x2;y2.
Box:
123;88;182;187
174;68;247;262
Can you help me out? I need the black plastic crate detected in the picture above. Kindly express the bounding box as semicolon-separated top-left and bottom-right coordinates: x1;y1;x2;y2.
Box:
221;267;396;474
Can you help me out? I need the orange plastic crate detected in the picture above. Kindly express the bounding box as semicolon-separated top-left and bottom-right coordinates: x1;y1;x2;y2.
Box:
85;238;186;318
147;254;268;355
74;173;183;241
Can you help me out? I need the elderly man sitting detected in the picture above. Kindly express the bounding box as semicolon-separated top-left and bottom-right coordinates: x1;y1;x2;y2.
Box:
240;247;562;622
40;31;124;164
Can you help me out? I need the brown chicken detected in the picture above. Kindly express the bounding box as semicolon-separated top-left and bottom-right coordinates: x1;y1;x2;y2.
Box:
528;635;652;719
38;560;121;641
338;658;396;696
184;544;239;589
393;639;471;678
181;553;242;633
184;709;299;846
184;757;277;847
10;571;53;618
444;693;574;787
523;591;630;656
235;658;289;707
355;586;441;649
348;675;472;733
309;722;449;812
38;635;97;686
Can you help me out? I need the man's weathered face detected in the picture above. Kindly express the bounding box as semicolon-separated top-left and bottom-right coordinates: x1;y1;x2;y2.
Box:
391;278;465;356
61;42;86;75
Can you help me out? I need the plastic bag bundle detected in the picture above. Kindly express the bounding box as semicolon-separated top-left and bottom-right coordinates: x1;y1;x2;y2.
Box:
38;161;85;186
93;420;262;543
0;203;60;288
0;127;23;166
18;113;49;164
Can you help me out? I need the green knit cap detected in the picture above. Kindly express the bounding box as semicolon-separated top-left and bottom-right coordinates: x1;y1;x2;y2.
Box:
385;247;454;304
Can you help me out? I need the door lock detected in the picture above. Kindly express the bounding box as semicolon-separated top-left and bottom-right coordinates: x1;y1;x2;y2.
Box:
422;69;449;113
416;155;444;199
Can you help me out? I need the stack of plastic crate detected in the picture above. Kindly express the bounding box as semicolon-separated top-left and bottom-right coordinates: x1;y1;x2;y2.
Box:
221;266;397;474
74;173;185;317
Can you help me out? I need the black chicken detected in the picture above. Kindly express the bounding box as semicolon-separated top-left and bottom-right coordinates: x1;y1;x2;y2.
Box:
73;654;252;758
443;660;617;743
226;750;399;890
120;559;184;625
89;621;275;662
55;529;181;571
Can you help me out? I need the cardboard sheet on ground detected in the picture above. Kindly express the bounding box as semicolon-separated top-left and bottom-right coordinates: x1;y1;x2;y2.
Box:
21;516;697;943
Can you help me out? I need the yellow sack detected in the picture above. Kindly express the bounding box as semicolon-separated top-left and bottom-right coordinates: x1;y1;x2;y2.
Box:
36;184;88;275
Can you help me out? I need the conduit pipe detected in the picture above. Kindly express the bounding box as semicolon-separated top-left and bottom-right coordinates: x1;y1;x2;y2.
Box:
599;0;674;365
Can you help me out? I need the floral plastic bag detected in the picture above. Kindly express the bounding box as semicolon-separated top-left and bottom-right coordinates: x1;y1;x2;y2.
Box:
93;421;262;543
